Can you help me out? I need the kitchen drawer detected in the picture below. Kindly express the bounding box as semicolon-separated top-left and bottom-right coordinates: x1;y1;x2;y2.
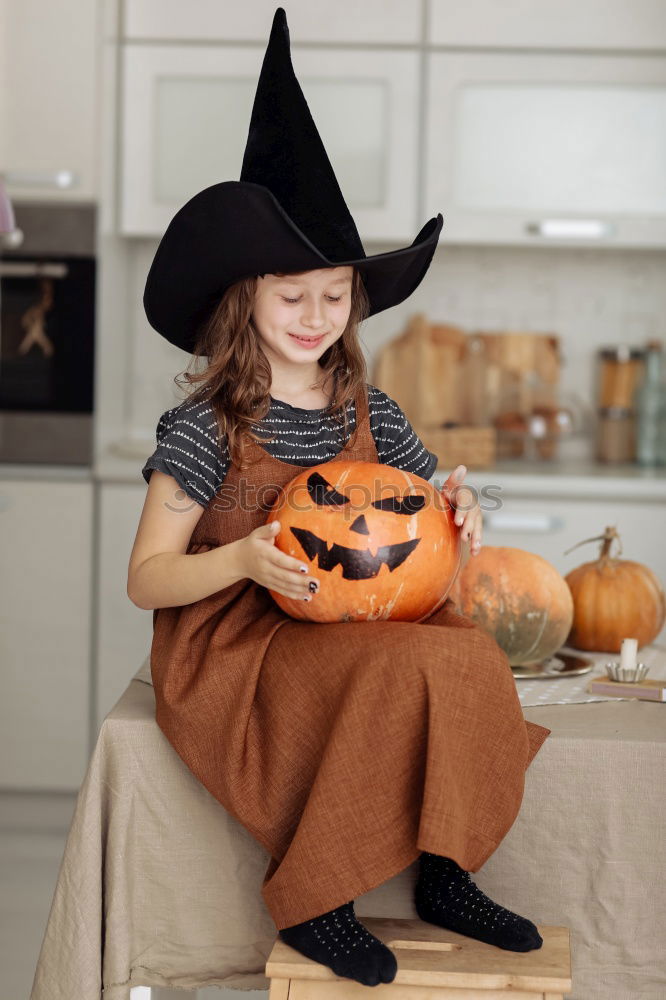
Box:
478;496;665;585
0;479;92;789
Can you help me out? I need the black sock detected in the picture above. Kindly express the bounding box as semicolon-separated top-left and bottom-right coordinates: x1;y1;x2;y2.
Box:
415;852;543;952
278;900;397;987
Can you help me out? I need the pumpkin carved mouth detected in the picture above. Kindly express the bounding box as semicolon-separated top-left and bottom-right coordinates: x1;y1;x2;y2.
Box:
291;526;421;581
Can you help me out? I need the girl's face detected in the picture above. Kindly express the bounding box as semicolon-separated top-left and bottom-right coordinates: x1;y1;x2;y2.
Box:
252;266;354;369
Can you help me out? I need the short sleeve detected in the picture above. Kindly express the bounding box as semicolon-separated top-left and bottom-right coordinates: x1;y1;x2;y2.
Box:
141;399;230;507
367;385;439;480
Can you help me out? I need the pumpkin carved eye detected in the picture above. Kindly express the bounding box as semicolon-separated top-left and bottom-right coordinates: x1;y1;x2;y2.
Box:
307;472;350;507
307;472;427;516
371;495;426;516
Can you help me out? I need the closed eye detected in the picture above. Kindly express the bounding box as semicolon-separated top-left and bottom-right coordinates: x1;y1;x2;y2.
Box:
282;296;342;303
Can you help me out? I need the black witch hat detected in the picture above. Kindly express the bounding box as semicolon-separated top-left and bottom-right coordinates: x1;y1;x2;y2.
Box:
143;7;443;353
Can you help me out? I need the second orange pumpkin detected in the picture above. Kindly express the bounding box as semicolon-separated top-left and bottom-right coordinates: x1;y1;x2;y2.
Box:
449;546;574;666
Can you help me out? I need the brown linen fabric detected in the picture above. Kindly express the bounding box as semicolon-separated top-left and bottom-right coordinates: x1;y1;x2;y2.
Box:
149;385;551;929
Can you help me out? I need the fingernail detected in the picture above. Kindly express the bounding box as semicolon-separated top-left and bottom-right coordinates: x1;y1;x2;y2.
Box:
308;581;318;593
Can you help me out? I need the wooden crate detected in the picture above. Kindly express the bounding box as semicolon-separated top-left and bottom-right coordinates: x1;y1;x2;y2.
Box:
415;424;497;469
266;916;572;999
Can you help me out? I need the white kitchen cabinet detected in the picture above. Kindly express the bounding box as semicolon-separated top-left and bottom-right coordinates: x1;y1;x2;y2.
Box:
95;483;153;731
0;0;99;202
120;44;420;239
428;0;666;51
479;496;666;588
0;478;92;790
425;51;666;249
123;0;421;43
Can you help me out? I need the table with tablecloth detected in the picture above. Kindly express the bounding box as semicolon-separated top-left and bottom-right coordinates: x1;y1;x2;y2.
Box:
30;646;666;1000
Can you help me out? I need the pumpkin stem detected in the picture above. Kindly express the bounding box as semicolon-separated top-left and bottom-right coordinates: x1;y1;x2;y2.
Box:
563;524;623;561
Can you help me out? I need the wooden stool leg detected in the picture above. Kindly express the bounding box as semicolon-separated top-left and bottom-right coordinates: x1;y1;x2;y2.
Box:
268;978;290;999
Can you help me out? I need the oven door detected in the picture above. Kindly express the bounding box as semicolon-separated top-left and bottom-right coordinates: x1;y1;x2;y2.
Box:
0;256;95;465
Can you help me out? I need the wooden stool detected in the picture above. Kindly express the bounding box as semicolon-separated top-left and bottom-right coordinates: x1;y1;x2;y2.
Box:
265;916;572;998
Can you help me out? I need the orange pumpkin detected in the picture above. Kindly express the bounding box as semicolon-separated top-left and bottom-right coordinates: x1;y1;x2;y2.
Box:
448;546;574;666
564;525;666;651
266;460;461;622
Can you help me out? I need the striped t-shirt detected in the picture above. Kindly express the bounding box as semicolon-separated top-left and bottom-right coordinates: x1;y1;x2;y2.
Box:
141;384;439;508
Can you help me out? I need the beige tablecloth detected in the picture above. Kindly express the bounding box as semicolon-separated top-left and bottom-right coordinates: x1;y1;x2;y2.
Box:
30;658;666;1000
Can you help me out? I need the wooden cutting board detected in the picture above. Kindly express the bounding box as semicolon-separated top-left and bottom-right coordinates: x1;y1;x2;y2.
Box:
373;314;561;429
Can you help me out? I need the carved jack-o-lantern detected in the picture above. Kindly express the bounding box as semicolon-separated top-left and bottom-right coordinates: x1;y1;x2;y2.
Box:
266;460;461;622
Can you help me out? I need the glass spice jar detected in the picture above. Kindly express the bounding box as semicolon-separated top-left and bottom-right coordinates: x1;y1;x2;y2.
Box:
596;406;636;463
596;345;645;409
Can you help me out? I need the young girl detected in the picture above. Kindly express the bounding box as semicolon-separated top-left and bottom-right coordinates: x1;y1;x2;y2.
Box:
128;7;551;990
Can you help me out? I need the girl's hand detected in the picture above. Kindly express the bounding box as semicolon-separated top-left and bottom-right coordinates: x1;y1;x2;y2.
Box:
234;521;319;601
440;464;483;556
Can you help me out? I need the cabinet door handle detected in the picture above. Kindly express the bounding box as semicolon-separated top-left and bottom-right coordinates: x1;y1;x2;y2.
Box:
524;219;614;239
485;512;563;533
2;169;78;189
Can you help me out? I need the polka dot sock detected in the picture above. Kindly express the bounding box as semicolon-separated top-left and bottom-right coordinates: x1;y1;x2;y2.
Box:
415;852;543;952
278;899;398;987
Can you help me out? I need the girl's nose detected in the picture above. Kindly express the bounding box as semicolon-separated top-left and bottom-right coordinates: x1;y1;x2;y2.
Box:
300;300;327;326
301;314;325;328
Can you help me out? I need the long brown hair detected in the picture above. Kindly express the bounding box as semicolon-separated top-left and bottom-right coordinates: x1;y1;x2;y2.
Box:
172;267;371;468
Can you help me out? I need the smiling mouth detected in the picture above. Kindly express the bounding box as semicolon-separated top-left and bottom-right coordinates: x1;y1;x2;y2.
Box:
288;332;327;344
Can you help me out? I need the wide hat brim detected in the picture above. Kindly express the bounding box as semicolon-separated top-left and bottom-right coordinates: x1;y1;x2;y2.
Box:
143;180;443;354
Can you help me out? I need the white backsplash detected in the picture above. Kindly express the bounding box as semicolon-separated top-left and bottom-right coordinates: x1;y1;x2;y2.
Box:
127;239;666;442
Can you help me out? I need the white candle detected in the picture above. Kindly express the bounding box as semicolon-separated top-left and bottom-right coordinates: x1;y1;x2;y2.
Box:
619;637;638;671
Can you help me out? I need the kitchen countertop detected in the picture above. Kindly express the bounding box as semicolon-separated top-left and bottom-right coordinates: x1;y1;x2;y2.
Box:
2;448;666;500
0;462;92;482
432;456;666;500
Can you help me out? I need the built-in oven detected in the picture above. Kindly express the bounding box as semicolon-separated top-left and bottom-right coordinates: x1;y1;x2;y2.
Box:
0;202;96;464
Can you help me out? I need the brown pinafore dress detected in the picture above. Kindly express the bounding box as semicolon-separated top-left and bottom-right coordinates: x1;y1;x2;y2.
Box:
150;385;551;930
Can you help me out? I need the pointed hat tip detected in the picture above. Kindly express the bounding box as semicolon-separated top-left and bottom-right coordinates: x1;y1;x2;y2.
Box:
267;7;290;53
272;7;288;35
